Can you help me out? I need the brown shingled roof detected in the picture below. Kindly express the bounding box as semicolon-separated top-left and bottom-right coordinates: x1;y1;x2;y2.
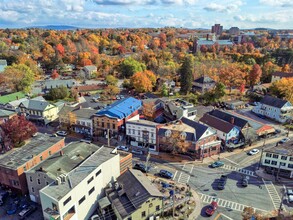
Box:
199;113;235;133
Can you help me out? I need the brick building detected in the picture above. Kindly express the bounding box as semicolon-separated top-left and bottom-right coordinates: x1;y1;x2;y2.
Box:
0;133;65;194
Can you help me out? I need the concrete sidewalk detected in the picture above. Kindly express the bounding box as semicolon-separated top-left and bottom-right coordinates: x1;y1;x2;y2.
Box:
187;189;202;220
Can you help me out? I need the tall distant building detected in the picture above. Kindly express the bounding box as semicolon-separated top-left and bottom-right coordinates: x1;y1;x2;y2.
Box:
229;27;240;35
211;24;223;35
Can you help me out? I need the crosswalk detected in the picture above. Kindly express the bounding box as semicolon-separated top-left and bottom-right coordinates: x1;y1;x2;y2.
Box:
200;193;268;213
173;163;194;184
221;164;256;177
262;179;286;211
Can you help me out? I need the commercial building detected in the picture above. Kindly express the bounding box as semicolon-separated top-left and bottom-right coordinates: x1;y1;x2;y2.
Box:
211;24;223;35
0;133;65;194
40;146;120;220
229;27;240;35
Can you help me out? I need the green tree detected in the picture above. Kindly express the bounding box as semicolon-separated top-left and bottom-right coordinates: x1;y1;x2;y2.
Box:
214;82;226;99
179;55;194;94
161;84;169;97
120;57;146;78
3;64;35;93
105;75;118;86
46;86;69;101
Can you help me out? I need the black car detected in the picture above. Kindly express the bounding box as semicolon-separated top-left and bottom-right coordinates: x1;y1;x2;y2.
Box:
159;170;174;179
241;176;249;187
133;164;149;173
217;175;228;190
18;206;37;219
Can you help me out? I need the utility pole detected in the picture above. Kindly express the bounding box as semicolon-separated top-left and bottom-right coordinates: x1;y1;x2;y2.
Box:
258;132;267;170
172;189;175;219
107;129;110;147
278;187;286;215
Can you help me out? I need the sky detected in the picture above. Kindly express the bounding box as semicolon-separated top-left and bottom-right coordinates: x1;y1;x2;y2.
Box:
0;0;293;29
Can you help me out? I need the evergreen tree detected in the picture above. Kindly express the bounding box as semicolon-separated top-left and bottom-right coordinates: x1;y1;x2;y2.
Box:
179;55;194;94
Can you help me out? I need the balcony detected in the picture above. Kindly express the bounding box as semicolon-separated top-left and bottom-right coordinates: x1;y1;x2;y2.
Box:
43;207;60;220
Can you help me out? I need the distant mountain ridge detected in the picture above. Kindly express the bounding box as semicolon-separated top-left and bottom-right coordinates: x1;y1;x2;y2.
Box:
27;25;80;30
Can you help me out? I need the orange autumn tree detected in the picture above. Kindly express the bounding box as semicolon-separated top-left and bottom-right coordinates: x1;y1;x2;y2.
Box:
273;78;293;104
130;70;156;93
51;69;59;79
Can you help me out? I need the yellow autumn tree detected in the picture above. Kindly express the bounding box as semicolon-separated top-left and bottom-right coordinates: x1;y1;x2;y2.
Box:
274;78;293;104
131;70;156;93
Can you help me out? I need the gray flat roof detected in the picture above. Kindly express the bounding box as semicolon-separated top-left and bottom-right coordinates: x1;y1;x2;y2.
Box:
126;119;158;127
41;146;117;201
0;133;64;170
26;142;101;180
265;140;293;156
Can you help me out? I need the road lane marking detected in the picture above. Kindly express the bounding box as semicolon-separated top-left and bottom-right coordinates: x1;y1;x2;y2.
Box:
223;157;239;166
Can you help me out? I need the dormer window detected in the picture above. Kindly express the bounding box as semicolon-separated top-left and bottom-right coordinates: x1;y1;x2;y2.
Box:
180;132;187;139
165;130;171;137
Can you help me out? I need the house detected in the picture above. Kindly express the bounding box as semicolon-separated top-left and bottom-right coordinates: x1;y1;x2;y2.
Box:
157;117;221;159
81;65;97;79
39;146;120;220
141;98;167;123
163;99;197;121
199;113;242;147
271;72;293;83
0;91;27;111
43;79;76;91
223;100;246;110
0;109;17;124
105;169;163;220
25;142;101;203
252;95;293;123
126;119;159;151
0;59;7;72
93;97;142;138
72;84;106;96
261;140;293;179
192;76;216;93
0;133;65;194
19;96;60;125
59;106;96;136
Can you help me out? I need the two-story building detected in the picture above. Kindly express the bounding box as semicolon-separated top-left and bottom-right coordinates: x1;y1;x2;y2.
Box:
93;97;142;138
163;99;197;121
105;169;164;220
126;119;159;151
39;146;120;220
252;95;293;123
0;92;27;111
0;134;65;194
19;96;61;125
81;65;97;79
192;76;216;93
0;109;17;124
261;140;293;179
157;117;221;159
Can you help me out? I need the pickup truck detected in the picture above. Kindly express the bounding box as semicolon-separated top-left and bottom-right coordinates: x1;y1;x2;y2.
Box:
217;175;228;190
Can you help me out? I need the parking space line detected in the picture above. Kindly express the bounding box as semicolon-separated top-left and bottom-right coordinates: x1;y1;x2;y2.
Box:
190;165;194;174
172;170;178;180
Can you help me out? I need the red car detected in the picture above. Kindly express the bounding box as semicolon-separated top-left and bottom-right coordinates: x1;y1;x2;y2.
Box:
205;200;218;216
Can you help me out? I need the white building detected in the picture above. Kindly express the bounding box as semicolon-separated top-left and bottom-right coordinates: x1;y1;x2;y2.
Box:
126;119;158;151
261;141;293;179
39;146;120;220
163;99;197;121
252;95;293;123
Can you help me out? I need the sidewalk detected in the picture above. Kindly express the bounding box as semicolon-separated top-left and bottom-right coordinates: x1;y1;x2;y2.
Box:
255;168;290;184
187;188;202;220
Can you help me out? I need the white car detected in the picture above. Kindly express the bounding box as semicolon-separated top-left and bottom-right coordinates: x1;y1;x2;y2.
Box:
279;138;290;144
117;146;129;152
56;131;68;136
248;149;260;155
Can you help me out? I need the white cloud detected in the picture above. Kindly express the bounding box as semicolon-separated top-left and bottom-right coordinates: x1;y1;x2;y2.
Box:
259;0;293;7
93;0;197;5
203;1;243;13
234;12;291;23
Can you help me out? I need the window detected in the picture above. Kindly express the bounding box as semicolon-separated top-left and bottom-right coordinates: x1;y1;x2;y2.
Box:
290;157;293;161
273;154;279;159
128;129;131;134
266;153;272;158
63;196;71;206
23;166;27;171
46;182;49;185
264;159;270;164
113;124;115;129
37;179;41;184
52;203;58;211
141;211;146;218
32;187;34;192
280;162;286;166
89;187;95;195
271;161;277;165
281;156;287;160
95;170;101;177
87;176;94;184
156;205;160;211
40;156;43;161
151;133;154;138
29;176;33;182
138;130;140;135
288;164;293;169
149;203;153;208
79;196;86;205
101;122;104;127
107;123;110;129
127;218;132;220
132;129;135;134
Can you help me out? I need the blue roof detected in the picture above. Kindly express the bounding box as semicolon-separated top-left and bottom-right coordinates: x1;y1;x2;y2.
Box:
96;97;142;119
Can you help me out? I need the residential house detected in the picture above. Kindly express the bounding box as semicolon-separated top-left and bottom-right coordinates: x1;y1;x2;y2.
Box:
0;109;17;124
163;99;197;121
141;98;167;123
192;76;216;93
40;147;120;220
126;119;159;151
271;72;293;83
19;96;60;125
81;65;97;79
261;140;293;179
93;97;142;138
72;84;106;96
252;95;293;123
0;92;27;111
0;59;7;72
199;113;242;147
223;100;246;110
43;79;76;91
157;117;221;159
105;169;163;220
0;133;65;194
59;106;96;136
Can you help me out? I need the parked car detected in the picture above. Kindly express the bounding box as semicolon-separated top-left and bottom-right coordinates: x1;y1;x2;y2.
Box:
56;131;67;136
217;175;228;190
117;145;129;152
205;199;218;216
210;161;224;168
159;170;174;179
133;163;149;173
131;149;143;155
256;114;266;119
18;206;37;219
6;203;18;215
241;176;249;187
0;191;9;206
287;189;293;203
247;149;260;155
279;138;290;144
80;137;92;144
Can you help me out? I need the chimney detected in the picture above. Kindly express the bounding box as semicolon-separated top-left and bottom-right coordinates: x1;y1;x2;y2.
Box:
60;150;64;156
206;34;209;40
39;167;43;172
230;117;235;124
